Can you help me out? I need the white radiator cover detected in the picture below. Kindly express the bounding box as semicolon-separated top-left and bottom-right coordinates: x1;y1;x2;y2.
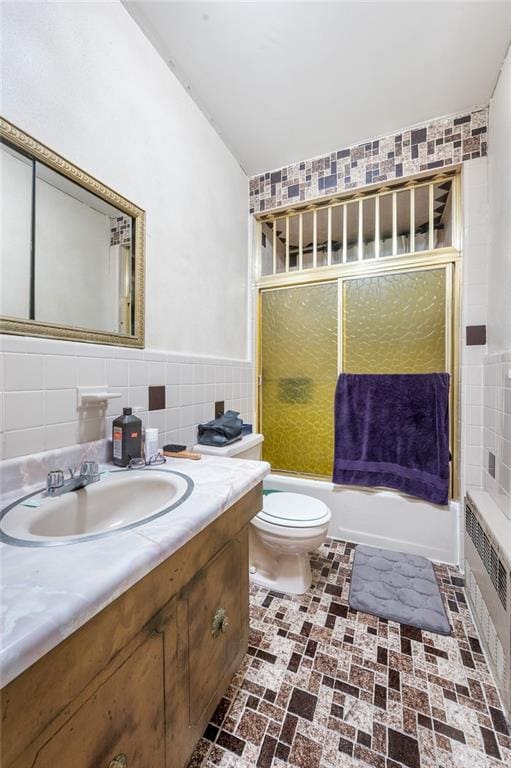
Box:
464;492;510;716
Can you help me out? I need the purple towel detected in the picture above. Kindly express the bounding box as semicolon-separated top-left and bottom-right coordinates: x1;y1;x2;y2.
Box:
333;373;450;505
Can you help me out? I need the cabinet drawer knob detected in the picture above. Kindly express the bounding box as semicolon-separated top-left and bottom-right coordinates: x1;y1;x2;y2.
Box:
211;607;229;637
108;755;128;768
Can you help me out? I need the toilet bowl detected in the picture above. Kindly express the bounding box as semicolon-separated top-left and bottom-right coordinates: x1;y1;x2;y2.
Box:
193;434;332;595
250;491;331;594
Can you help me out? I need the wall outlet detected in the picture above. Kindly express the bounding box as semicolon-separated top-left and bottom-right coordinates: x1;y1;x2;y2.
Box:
488;451;496;479
215;401;225;419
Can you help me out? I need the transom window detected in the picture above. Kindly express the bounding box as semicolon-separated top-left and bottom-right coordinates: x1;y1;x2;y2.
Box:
257;171;459;278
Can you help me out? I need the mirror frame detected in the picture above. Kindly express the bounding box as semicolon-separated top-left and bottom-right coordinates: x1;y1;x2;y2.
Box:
0;117;145;348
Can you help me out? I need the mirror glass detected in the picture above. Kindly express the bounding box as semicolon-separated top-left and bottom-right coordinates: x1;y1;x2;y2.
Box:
1;143;32;319
1;127;144;345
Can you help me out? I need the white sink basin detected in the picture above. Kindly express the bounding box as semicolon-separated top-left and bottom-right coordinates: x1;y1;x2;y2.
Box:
0;468;193;546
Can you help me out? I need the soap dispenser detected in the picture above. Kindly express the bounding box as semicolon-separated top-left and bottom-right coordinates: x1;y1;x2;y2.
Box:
112;407;142;466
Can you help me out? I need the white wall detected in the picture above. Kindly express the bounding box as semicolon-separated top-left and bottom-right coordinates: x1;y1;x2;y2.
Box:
460;159;489;495
482;45;511;518
487;45;511;354
0;0;249;359
482;351;511;518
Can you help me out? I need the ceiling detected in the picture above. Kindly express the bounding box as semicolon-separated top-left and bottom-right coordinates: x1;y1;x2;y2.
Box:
124;1;511;176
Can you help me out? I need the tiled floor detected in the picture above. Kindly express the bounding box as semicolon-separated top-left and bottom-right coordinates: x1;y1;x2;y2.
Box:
188;539;510;768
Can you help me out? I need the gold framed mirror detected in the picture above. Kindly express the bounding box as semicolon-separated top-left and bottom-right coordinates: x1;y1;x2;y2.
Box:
0;117;145;347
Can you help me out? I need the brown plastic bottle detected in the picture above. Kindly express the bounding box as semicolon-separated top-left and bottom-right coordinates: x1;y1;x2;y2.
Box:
112;407;142;466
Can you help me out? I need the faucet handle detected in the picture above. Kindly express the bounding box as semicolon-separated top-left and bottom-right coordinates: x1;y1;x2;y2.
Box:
81;461;100;482
47;470;64;494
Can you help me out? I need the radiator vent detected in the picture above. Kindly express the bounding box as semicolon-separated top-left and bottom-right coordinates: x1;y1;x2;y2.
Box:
465;560;506;684
464;493;510;717
465;502;508;609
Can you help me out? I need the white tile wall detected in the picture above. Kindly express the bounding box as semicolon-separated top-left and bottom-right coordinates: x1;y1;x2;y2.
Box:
460;157;511;523
0;335;255;460
481;45;511;520
482;350;511;519
460;158;490;495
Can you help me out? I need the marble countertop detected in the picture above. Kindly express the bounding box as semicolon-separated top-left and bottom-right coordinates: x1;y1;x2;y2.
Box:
0;454;269;687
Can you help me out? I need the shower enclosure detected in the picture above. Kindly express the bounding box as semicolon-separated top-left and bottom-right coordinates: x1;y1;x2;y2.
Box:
257;171;461;494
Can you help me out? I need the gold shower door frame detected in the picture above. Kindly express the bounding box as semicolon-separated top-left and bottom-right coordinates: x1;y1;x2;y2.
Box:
258;281;340;478
257;256;461;498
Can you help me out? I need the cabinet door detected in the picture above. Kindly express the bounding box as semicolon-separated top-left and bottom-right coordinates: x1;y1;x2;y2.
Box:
171;532;248;765
32;631;165;768
186;537;244;724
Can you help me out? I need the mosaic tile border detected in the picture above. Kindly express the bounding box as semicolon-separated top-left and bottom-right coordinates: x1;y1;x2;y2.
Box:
188;538;510;768
110;214;132;246
249;109;488;215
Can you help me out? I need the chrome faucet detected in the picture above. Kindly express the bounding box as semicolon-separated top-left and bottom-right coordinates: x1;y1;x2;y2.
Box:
46;462;101;497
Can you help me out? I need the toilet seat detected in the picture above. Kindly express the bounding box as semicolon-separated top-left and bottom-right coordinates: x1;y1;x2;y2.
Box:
257;492;331;528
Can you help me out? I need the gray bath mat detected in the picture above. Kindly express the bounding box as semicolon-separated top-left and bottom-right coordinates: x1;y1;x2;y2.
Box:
348;544;451;635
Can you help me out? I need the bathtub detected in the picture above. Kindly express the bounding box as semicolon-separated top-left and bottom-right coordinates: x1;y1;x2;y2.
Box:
263;474;460;566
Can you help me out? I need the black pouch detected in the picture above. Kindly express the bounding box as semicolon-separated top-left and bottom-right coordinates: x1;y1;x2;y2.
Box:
197;410;243;447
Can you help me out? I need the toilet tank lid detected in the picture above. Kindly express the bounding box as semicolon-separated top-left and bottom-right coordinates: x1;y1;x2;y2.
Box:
259;492;331;527
193;433;264;457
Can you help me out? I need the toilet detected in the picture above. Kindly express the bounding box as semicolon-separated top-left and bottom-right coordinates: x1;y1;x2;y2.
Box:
193;434;331;594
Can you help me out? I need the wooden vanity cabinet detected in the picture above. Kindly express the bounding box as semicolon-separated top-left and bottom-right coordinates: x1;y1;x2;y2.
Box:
173;535;248;764
30;630;168;768
1;484;261;768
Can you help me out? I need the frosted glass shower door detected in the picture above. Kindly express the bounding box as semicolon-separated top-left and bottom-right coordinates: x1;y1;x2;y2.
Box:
340;264;454;494
341;266;450;373
259;265;454;479
260;282;338;476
